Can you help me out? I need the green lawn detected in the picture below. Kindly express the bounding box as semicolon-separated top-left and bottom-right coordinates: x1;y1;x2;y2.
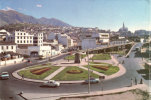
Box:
18;64;60;80
52;66;99;81
65;54;87;60
108;51;126;55
84;62;119;75
90;54;111;60
89;62;110;65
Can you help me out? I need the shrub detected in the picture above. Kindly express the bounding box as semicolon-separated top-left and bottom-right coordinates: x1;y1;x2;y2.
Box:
30;67;51;75
67;70;83;74
92;65;109;71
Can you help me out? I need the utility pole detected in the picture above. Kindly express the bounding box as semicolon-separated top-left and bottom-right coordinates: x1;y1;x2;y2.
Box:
87;49;90;93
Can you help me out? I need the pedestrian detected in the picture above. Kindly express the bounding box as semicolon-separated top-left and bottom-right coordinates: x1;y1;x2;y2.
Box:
131;78;133;86
135;77;137;85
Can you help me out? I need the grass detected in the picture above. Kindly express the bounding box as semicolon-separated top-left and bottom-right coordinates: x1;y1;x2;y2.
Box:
52;66;99;81
18;64;60;80
89;62;110;65
64;54;86;60
84;62;119;75
108;50;126;55
90;54;111;60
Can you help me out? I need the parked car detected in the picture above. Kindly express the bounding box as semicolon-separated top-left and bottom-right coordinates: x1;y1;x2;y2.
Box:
84;78;100;84
42;80;60;87
0;72;9;79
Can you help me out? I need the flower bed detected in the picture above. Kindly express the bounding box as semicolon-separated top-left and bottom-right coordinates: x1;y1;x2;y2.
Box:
92;65;109;71
30;67;51;75
67;70;83;74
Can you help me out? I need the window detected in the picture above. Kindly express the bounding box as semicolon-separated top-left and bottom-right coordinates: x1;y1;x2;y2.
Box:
11;46;13;49
30;40;32;43
27;41;28;43
18;37;19;39
18;33;19;35
20;41;22;43
21;33;22;35
30;37;32;39
24;33;25;35
24;40;25;43
6;46;8;49
1;46;3;50
17;40;19;43
24;37;25;39
21;37;22;39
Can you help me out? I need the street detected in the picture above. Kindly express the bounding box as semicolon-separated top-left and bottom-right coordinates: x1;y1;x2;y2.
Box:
0;43;147;100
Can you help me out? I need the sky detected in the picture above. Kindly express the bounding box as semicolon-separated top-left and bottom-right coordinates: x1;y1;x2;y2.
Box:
0;0;150;32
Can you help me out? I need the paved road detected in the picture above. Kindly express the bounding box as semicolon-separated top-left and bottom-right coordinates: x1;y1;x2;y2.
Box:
0;43;147;100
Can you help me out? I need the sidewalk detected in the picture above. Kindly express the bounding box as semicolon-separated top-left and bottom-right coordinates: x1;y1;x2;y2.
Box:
21;84;147;100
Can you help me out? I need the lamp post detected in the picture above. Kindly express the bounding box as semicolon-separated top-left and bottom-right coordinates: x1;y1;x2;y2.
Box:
87;49;90;93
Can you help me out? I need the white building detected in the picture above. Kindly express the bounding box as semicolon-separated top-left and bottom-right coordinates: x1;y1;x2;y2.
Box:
92;33;110;44
28;46;51;57
0;42;17;53
82;38;97;50
6;31;43;46
58;34;73;47
33;32;43;46
0;29;10;41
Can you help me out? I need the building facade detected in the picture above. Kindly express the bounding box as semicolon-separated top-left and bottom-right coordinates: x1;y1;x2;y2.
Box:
0;42;17;53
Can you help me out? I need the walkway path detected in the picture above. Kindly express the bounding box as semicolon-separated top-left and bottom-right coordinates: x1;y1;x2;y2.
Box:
44;66;66;80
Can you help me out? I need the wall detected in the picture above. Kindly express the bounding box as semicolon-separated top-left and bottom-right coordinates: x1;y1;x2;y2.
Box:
0;57;24;66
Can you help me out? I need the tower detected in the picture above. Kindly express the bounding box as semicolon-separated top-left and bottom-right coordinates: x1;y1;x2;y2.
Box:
123;22;125;29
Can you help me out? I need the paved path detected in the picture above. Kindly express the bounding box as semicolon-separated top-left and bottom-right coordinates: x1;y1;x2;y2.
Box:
44;66;66;80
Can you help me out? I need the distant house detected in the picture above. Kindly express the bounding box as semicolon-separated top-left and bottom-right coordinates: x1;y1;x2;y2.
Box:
0;42;17;53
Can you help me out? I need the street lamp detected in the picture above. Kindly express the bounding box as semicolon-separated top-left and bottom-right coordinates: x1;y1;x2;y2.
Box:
87;49;90;93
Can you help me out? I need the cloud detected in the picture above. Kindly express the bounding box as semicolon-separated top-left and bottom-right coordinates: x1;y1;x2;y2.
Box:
36;4;42;8
2;6;15;11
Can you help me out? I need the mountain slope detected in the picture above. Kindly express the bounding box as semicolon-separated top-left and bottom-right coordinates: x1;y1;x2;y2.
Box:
0;10;71;27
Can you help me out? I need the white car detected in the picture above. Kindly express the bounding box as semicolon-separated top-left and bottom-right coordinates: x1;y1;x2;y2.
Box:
0;72;9;79
42;80;60;87
84;78;100;84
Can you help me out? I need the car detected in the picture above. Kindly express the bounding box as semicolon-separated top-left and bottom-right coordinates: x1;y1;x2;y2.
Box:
42;80;60;87
84;78;100;84
0;72;9;79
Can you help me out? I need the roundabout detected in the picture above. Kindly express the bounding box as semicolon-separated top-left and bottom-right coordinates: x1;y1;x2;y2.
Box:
12;54;125;83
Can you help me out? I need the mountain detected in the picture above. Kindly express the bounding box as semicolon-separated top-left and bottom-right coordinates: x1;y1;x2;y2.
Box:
0;10;71;27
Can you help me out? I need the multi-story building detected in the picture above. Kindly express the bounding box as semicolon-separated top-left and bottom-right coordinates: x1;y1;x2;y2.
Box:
33;33;43;46
6;31;43;46
92;33;110;44
0;42;17;53
58;34;73;47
